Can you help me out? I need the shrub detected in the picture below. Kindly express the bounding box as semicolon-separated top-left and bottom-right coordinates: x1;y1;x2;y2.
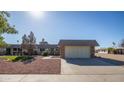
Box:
12;56;33;62
42;51;48;56
12;56;22;62
0;56;33;62
107;47;116;54
20;56;33;62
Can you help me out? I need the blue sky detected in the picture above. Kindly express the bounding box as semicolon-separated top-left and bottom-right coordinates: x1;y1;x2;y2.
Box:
3;11;124;47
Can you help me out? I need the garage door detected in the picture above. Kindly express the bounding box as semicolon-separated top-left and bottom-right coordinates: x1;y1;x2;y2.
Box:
65;46;90;58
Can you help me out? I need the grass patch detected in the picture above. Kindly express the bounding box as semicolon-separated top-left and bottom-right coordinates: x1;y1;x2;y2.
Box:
0;56;33;62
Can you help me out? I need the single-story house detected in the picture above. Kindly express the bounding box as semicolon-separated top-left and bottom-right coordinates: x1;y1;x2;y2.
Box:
95;48;108;54
1;39;59;55
6;44;22;55
58;40;99;58
115;47;124;54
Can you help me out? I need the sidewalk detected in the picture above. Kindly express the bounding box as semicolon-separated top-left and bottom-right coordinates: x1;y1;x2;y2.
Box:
0;74;124;82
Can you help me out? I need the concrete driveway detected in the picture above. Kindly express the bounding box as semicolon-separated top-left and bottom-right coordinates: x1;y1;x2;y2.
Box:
61;58;124;75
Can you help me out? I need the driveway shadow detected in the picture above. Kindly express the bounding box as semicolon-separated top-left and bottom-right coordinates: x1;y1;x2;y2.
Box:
65;57;124;66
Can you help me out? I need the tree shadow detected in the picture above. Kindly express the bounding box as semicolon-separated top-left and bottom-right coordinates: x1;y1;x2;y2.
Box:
65;57;124;66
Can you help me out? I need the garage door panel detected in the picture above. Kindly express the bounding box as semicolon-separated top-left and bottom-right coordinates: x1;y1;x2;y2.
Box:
65;46;90;58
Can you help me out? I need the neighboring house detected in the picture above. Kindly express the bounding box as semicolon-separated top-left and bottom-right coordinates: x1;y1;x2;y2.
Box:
58;40;99;58
37;44;59;55
0;47;6;55
96;48;108;54
2;40;59;55
38;39;59;55
6;44;22;55
115;47;124;54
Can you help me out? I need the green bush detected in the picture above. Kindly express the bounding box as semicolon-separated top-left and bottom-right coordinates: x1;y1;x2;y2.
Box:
42;51;48;56
0;56;33;62
107;47;115;54
12;56;22;62
12;56;33;62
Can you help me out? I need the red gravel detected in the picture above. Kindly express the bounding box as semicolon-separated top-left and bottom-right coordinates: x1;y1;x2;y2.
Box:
0;56;61;74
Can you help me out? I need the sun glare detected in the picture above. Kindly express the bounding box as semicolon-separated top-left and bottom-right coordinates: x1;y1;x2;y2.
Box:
29;11;44;19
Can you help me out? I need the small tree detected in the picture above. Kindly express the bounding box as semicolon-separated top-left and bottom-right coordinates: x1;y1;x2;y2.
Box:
28;32;36;55
21;32;36;55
